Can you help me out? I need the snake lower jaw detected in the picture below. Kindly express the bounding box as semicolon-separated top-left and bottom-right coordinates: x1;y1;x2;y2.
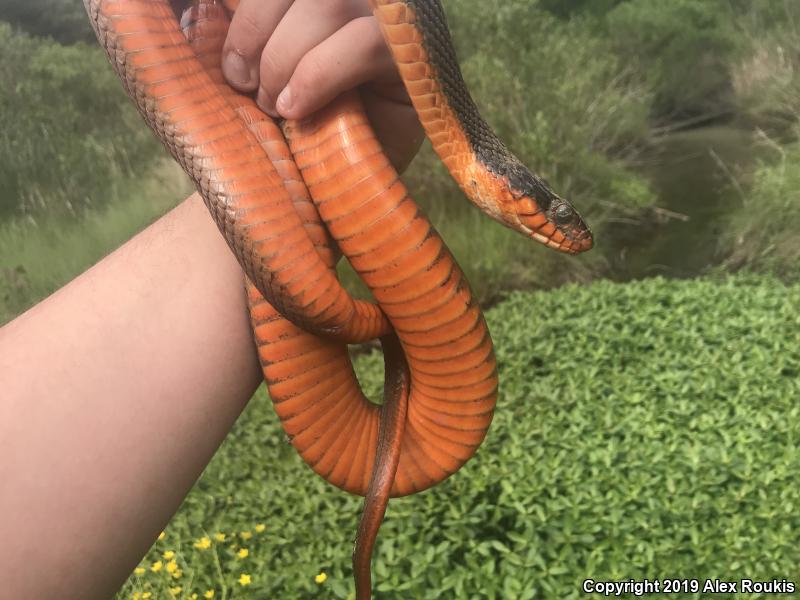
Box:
517;221;594;255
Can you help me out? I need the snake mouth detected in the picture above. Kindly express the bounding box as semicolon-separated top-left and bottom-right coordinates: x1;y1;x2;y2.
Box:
564;229;594;254
526;228;593;254
518;209;594;255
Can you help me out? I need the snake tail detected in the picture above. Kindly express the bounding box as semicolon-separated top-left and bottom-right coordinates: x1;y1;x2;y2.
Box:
353;333;410;600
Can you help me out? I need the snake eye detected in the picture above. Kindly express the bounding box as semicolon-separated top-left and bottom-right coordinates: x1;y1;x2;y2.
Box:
554;204;574;226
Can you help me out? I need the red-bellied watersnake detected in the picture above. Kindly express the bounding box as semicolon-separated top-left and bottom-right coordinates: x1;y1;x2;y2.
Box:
82;0;593;597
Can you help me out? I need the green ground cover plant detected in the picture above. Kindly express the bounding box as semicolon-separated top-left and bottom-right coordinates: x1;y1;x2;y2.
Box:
2;3;800;598
118;274;800;599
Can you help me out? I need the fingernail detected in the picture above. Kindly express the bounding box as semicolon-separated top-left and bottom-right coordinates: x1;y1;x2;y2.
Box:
257;88;279;118
276;85;292;115
222;51;250;87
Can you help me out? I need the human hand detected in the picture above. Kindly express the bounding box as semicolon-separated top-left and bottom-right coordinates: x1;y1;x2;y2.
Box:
221;0;424;172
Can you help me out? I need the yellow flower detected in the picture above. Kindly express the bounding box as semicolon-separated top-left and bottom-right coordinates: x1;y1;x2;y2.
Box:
240;530;253;540
190;595;198;600
169;586;182;597
214;532;226;542
194;536;212;550
236;548;249;559
132;593;142;600
158;531;166;541
165;560;178;574
142;594;152;600
172;568;183;579
254;524;266;533
315;572;328;584
163;550;175;560
204;590;215;599
151;560;163;572
238;573;252;586
134;567;145;576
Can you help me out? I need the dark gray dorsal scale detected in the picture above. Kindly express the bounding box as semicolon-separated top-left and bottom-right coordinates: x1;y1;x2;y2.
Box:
410;0;558;211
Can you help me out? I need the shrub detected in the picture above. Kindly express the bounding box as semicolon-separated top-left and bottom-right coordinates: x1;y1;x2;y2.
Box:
0;0;94;44
730;1;800;127
401;1;655;294
0;23;159;220
723;137;800;279
605;0;743;119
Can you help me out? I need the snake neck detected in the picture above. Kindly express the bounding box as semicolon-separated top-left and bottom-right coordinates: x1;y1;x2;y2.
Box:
372;0;593;253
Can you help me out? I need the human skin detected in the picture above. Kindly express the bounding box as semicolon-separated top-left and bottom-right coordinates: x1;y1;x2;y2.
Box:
0;194;261;599
222;0;423;171
0;1;421;598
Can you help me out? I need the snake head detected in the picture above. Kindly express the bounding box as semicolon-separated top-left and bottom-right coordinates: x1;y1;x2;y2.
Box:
505;160;593;254
510;189;593;255
467;157;593;255
534;196;594;255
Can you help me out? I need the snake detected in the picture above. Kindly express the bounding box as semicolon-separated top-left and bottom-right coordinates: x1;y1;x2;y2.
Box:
82;0;593;597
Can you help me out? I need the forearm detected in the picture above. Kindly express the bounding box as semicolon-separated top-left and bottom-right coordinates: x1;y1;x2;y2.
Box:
0;193;262;599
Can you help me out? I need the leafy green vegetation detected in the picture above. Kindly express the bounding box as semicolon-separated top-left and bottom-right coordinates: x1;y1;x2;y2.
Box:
0;23;159;220
723;137;800;279
3;2;800;598
716;4;800;279
0;164;189;324
0;0;94;43
117;274;800;599
730;2;800;127
3;0;800;316
605;0;742;119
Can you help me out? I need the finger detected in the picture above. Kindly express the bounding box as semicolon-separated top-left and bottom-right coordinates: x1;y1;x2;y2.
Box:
274;16;398;121
256;0;369;116
221;0;293;92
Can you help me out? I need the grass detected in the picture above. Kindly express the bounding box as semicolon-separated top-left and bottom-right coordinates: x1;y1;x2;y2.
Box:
1;0;655;302
2;5;798;597
722;132;800;280
0;153;592;324
0;163;191;324
117;273;800;600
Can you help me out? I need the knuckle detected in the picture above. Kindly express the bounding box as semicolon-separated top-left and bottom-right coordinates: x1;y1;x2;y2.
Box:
259;49;287;91
365;20;387;58
227;5;271;58
320;0;368;22
296;53;329;93
238;11;265;41
348;16;386;62
318;0;350;18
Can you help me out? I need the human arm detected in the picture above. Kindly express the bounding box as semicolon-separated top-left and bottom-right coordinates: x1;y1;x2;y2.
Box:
0;1;424;596
0;194;262;599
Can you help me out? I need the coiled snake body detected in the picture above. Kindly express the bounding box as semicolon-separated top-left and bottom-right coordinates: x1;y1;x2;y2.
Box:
83;0;592;596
